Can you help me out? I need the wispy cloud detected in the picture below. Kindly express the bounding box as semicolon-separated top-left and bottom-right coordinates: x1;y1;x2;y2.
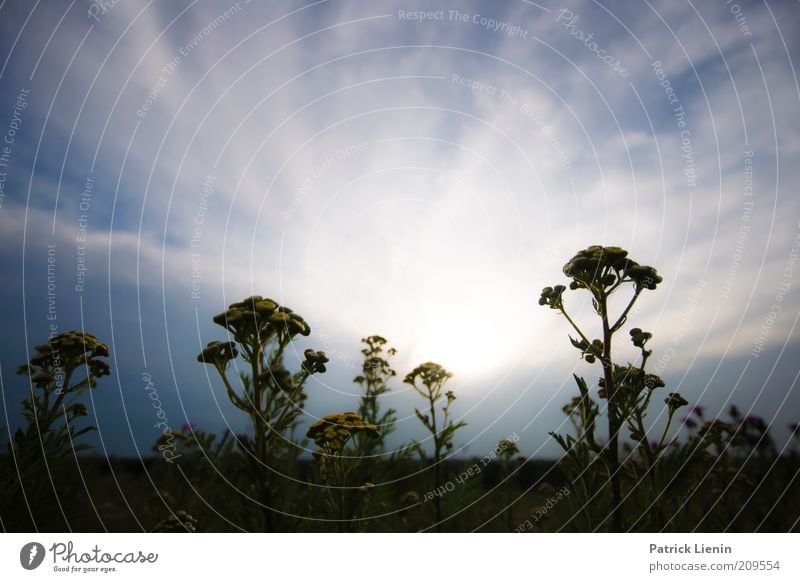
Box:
1;0;798;454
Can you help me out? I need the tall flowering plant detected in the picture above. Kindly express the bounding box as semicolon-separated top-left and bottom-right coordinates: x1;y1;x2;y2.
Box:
3;332;110;529
405;362;465;530
540;246;687;530
197;295;327;530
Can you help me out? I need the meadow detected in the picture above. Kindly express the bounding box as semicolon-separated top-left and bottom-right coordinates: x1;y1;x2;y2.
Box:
3;246;799;532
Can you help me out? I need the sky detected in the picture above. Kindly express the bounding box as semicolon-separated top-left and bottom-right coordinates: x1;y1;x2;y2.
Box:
0;0;798;460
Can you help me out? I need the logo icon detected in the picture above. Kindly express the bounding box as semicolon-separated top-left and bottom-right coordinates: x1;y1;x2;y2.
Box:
20;542;45;570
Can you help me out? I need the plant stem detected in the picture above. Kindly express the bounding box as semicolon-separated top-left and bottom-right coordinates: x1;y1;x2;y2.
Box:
600;293;623;532
250;345;274;532
429;388;443;532
610;288;641;333
560;307;593;348
217;368;247;410
657;410;676;450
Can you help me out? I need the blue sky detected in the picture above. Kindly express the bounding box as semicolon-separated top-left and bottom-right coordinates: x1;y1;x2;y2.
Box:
0;0;798;460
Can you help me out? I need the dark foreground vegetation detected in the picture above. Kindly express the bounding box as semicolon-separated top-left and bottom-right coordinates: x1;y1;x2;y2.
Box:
2;247;799;532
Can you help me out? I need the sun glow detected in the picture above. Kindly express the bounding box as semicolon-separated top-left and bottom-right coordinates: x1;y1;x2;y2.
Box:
295;184;536;380
399;296;533;378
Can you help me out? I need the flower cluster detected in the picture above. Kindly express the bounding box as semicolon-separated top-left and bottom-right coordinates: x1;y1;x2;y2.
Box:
196;340;238;369
629;327;653;349
538;285;566;309
211;295;310;345
598;364;665;399
307;412;378;453
664;392;689;412
302;349;329;374
404;362;452;397
562;245;662;295
495;437;520;457
18;331;110;391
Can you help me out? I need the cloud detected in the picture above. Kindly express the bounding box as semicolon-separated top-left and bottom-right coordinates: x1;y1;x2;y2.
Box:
1;0;799;454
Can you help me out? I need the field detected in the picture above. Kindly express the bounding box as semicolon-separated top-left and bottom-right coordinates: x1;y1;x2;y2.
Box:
3;247;799;533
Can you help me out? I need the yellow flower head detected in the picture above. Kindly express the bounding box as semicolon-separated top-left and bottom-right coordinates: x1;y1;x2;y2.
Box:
307;411;378;451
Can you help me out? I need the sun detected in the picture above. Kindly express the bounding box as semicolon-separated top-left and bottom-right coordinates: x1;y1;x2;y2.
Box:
394;294;530;379
296;172;535;380
328;225;533;380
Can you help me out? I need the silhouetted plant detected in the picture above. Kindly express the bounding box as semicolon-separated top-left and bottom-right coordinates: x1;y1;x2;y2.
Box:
540;246;673;531
3;286;799;532
354;335;398;455
347;335;412;526
1;331;110;530
197;295;326;530
405;361;465;530
653;404;787;530
306;411;378;531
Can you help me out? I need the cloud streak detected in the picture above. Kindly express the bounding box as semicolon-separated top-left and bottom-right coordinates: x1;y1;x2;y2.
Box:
0;0;798;456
